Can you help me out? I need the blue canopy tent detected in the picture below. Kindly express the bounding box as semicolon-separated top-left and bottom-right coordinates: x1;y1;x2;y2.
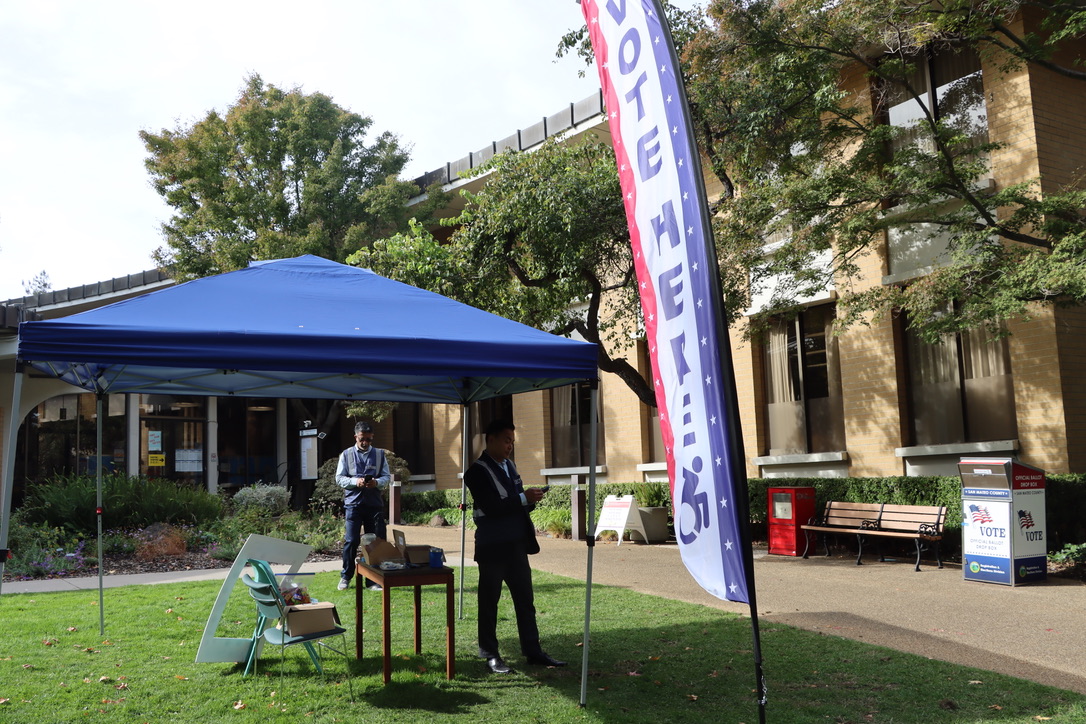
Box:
1;256;601;657
12;255;597;402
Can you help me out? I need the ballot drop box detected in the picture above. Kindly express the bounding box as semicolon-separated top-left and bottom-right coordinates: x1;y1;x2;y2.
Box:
958;458;1047;586
767;486;816;556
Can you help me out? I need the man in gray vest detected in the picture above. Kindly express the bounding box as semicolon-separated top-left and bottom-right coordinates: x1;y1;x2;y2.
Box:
336;421;390;591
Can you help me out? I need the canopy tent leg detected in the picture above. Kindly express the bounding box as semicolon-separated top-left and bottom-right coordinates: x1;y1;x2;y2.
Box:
457;404;469;620
578;383;599;707
96;394;105;635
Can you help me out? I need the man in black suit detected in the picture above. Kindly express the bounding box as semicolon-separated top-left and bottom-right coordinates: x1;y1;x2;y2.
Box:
464;419;566;674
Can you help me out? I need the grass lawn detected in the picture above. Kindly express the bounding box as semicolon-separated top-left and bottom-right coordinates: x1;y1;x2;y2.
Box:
2;567;1084;723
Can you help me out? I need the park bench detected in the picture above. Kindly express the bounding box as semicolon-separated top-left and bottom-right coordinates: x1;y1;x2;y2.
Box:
800;501;946;571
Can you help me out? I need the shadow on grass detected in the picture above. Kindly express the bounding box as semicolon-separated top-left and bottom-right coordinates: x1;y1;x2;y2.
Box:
469;577;1086;724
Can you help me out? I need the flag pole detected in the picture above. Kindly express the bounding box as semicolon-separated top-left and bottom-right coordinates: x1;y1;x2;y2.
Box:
578;1;767;719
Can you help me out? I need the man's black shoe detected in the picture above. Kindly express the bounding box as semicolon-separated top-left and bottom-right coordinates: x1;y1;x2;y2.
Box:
525;652;566;667
485;656;512;674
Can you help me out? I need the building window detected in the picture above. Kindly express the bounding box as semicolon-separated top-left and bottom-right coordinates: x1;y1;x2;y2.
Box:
550;381;604;468
884;45;987;156
30;393;126;479
139;394;206;487
762;304;845;455
469;396;514;460
217;397;278;489
883;46;990;280
904;322;1017;446
392;403;435;477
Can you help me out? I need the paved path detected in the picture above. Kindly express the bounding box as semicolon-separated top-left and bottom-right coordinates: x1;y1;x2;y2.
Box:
6;525;1085;694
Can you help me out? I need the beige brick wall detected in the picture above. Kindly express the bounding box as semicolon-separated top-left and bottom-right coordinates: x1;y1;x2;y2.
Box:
1054;305;1086;471
513;391;547;486
1008;307;1069;472
431;404;465;490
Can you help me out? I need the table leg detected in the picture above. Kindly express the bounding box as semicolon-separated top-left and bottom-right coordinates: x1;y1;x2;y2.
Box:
446;577;455;680
382;583;392;684
355;573;364;659
413;585;422;654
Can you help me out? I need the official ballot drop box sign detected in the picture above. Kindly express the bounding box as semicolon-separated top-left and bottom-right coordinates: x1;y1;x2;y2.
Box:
767;486;816;556
958;458;1047;586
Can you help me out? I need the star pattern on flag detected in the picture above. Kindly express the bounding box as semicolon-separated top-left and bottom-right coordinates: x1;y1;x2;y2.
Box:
710;415;717;425
724;539;734;550
720;496;728;508
701;336;708;346
705;375;712;385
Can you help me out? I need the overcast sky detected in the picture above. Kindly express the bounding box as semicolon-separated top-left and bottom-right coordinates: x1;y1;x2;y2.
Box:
0;1;700;301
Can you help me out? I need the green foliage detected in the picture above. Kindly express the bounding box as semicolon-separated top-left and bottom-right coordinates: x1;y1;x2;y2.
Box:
1049;542;1086;565
140;73;417;279
311;457;344;514
20;473;222;537
357;138;655;406
230;483;291;516
684;0;1086;341
632;482;670;508
3;512;92;579
529;507;572;538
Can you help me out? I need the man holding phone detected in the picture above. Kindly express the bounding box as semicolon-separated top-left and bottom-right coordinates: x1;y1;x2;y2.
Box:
336;421;390;591
464;419;565;674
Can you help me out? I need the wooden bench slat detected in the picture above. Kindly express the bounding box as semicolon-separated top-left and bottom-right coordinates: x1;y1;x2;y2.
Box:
800;501;945;571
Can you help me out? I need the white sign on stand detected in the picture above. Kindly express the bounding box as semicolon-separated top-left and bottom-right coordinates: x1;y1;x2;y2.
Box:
593;494;647;545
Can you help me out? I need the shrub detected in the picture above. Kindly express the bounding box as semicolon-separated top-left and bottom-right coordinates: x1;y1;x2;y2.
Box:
231;483;290;516
311;458;344;514
20;473;222;536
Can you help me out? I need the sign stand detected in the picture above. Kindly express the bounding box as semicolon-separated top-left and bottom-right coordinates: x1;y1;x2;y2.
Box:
592;495;647;545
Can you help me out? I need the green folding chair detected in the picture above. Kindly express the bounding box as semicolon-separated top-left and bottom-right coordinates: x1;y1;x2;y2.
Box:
240;558;353;699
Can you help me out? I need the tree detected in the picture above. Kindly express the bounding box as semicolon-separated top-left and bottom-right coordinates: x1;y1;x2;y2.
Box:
22;270;51;295
352;138;659;406
681;0;1086;341
561;1;1086;342
140;74;421;280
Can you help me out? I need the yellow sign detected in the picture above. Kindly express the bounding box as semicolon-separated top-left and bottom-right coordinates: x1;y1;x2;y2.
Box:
148;454;166;467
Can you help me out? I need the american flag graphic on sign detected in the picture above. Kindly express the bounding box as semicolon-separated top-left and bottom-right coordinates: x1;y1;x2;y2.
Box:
969;504;994;524
1017;509;1036;529
580;0;750;603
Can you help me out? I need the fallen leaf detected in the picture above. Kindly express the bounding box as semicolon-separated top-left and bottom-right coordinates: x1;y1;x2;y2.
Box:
968;680;983;685
175;676;188;681
233;701;246;710
627;671;641;676
175;596;184;601
42;638;58;646
687;694;699;701
989;705;1003;710
99;676;112;683
67;627;78;632
22;664;33;670
114;683;129;690
0;698;9;704
166;609;173;614
1034;717;1052;721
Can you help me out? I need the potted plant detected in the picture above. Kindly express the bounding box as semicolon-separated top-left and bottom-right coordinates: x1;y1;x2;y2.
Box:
632;483;671;543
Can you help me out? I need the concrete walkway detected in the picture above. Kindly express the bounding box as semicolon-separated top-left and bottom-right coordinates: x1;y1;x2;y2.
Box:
6;525;1085;694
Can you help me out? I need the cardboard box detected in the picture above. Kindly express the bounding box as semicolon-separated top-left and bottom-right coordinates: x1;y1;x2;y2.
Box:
392;529;432;565
358;538;402;567
285;601;340;636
